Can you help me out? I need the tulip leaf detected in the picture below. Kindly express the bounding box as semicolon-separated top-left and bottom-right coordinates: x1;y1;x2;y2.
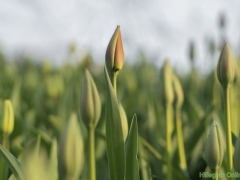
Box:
0;144;26;180
125;114;139;180
138;141;151;180
140;136;163;162
104;67;125;180
48;138;58;180
232;132;237;146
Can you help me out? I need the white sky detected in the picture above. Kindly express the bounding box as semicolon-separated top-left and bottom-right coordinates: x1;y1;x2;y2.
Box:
0;0;240;73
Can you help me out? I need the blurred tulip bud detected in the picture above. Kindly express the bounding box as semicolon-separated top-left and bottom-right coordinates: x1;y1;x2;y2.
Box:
205;121;224;171
217;42;234;87
160;60;174;106
234;134;240;173
45;74;64;99
58;113;84;180
0;100;14;136
105;25;124;74
172;74;184;109
189;41;195;62
80;69;101;129
118;103;128;142
41;61;51;74
219;12;226;29
69;42;77;53
209;39;216;56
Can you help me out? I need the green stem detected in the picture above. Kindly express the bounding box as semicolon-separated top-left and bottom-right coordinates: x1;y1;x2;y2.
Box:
139;136;162;161
148;165;153;180
211;169;218;180
88;128;96;180
166;104;173;180
110;72;118;96
138;142;150;180
175;108;187;170
1;136;6;148
0;134;8;180
223;86;233;177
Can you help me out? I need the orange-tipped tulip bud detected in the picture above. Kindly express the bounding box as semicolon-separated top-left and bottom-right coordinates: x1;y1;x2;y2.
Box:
105;26;124;74
217;42;234;87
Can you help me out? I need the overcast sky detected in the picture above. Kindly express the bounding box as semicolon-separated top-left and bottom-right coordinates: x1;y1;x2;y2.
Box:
0;0;240;73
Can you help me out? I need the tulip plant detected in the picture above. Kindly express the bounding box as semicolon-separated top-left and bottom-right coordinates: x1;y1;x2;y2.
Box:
0;25;240;180
204;121;224;180
217;42;235;178
80;69;101;180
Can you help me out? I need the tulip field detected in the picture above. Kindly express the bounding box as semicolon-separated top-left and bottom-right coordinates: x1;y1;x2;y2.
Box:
1;25;240;180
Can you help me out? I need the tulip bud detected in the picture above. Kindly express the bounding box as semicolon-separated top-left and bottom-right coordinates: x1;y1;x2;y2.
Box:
105;25;124;74
189;41;195;63
118;103;128;142
160;60;174;106
80;69;101;129
219;12;226;29
217;42;234;87
172;74;184;109
58;113;84;180
233;134;240;173
209;39;216;57
45;74;64;99
0;100;14;136
204;121;224;171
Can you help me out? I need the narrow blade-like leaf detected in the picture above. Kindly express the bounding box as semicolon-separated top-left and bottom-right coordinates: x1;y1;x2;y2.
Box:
126;114;139;180
0;144;26;180
48;138;58;180
104;67;125;180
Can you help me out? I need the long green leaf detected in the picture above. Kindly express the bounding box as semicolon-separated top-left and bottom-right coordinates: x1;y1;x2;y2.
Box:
125;114;139;180
138;142;150;180
104;67;125;180
48;138;58;180
0;144;26;180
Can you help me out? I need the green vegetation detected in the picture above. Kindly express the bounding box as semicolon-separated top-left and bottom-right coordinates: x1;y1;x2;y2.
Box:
0;25;240;180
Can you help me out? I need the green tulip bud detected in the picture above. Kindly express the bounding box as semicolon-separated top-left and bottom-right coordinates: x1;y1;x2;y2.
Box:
204;121;224;171
58;113;84;180
80;69;101;129
0;100;14;136
105;25;124;74
45;74;64;98
172;74;184;109
118;103;128;142
217;42;234;87
160;60;174;106
233;134;240;173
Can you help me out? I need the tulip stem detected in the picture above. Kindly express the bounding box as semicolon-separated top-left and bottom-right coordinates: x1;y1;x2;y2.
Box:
0;134;8;180
110;72;118;96
88;127;96;180
211;169;218;180
223;86;233;176
175;108;187;171
166;104;173;180
1;135;6;148
138;142;150;180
